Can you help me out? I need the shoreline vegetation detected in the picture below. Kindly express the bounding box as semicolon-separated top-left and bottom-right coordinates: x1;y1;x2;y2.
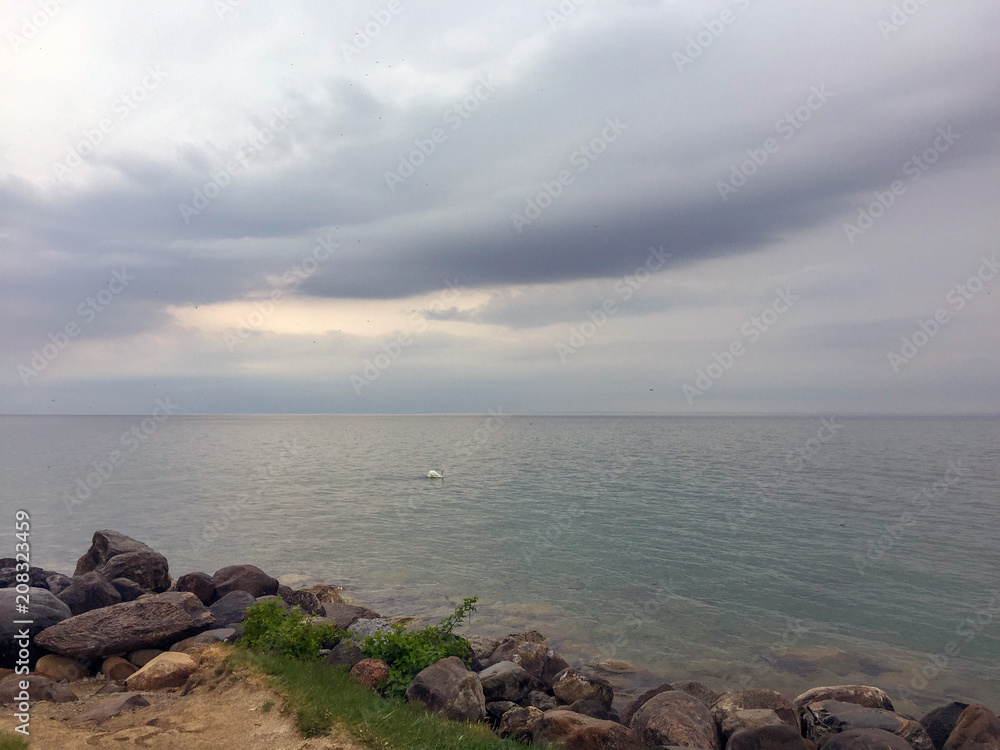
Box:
2;530;999;749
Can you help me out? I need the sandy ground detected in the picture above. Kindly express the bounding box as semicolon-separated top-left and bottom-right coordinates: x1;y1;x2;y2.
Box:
0;646;364;750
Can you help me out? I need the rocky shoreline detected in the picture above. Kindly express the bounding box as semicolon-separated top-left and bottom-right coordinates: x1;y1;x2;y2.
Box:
3;530;999;750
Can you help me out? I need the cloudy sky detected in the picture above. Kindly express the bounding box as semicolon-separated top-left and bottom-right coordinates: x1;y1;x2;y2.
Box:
2;0;998;415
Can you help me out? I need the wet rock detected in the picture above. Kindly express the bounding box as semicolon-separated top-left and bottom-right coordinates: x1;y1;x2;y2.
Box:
282;589;324;616
321;602;381;629
68;692;150;725
671;680;719;708
56;571;122;615
211;564;279;599
307;584;345;604
713;689;798;729
176;572;216;605
822;728;912;750
35;654;87;682
801;699;933;750
793;685;894;712
620;683;674;727
405;655;486;722
720;709;787;742
125;652;197;690
350;658;390;690
35;591;213;659
921;702;971;750
630;691;721;750
325;642;364;669
74;530;170;593
0;587;72;668
127;649;163;668
169;628;236;656
552;668;614;709
110;578;146;602
942;704;1000;750
500;705;544;742
207;590;256;628
479;660;531;703
101;655;137;681
535;709;642;749
0;673;77;704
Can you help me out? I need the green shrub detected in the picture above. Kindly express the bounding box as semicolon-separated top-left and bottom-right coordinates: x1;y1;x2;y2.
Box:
361;596;478;698
240;597;342;660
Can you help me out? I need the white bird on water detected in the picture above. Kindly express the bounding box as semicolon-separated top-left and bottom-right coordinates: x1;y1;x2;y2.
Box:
427;469;444;478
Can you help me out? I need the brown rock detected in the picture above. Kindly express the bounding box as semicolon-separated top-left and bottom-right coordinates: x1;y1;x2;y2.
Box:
56;571;123;615
110;577;146;602
793;685;894;712
282;589;324;616
499;705;544;742
35;591;213;659
128;649;163;667
405;655;486;722
802;699;933;750
620;683;674;727
822;728;912;750
176;572;216;605
727;723;817;750
320;601;381;628
74;530;170;593
0;673;77;704
671;679;719;708
490;638;569;684
466;635;501;662
534;709;642;750
125;652;197;690
102;656;137;681
350;658;390;690
95;681;126;695
943;704;1000;750
307;584;345;603
68;692;150;725
713;689;798;729
479;660;531;703
922;703;972;750
35;654;87;682
552;668;614;709
211;564;279;598
720;708;787;742
630;691;721;750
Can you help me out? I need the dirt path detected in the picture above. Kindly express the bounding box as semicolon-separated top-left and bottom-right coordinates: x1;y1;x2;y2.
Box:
0;647;365;750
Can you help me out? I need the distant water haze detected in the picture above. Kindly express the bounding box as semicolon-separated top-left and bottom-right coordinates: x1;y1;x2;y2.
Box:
2;414;998;713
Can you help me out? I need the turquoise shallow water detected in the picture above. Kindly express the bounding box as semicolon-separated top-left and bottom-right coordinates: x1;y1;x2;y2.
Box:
1;414;998;713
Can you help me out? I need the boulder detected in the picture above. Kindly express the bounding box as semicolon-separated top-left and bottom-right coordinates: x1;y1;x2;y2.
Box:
322;602;381;629
68;692;150;725
125;652;197;690
56;571;122;615
0;673;77;704
552;667;614;709
110;578;145;602
176;572;216;605
620;683;674;727
283;589;324;616
208;590;256;628
169;628;236;656
101;656;137;681
34;591;213;659
793;685;894;712
128;649;163;668
350;658;390;690
942;704;1000;750
726;723;817;750
500;705;545;742
467;635;501;663
630;691;721;750
486;699;518;726
568;699;619;722
802;699;933;750
0;566;56;589
74;530;170;593
527;689;559;711
325;642;364;668
479;660;531;703
672;680;719;708
45;573;74;595
720;709;787;742
534;709;642;749
822;728;912;750
405;655;486;722
921;702;971;750
211;564;278;598
307;584;345;604
713;689;798;729
0;586;72;667
489;637;569;684
35;654;88;682
348;617;392;641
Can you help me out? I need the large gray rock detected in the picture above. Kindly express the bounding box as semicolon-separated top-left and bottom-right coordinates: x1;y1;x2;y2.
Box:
822;728;912;750
34;591;214;659
74;530;170;593
405;655;486;722
0;673;77;704
630;691;721;750
552;667;614;710
802;699;933;750
347;617;391;641
713;689;798;729
620;683;673;727
211;564;278;598
535;709;642;749
727;723;816;750
489;636;569;685
0;586;72;667
56;571;122;615
793;685;894;712
207;590;256;628
921;702;971;750
325;641;364;668
479;660;531;703
0;566;58;589
942;704;1000;750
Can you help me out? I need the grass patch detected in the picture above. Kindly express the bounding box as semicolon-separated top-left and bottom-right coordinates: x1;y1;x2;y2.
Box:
232;649;527;750
0;731;29;750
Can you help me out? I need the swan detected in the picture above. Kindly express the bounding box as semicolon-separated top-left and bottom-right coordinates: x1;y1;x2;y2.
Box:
427;469;444;478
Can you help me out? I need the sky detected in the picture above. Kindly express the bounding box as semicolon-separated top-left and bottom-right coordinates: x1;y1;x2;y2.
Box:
1;0;999;415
